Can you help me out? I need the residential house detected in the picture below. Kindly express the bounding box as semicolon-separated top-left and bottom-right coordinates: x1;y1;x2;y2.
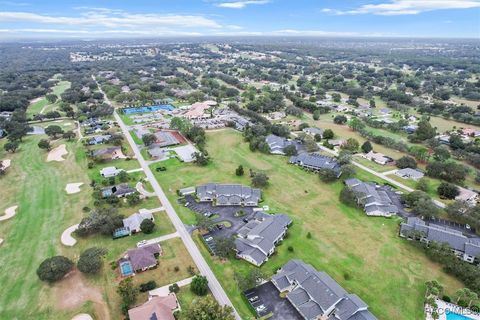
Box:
271;260;377;320
403;125;418;134
123;211;154;234
125;243;162;273
462;128;480;137
400;217;480;264
456;187;479;205
196;183;261;206
101;184;136;198
362;151;394;165
395;168;424;181
91;147;125;160
128;294;179;320
100;166;123;178
289;153;342;176
87;134;111;145
302;127;323;137
328;139;346;147
235;213;292;266
344;178;400;217
265;134;304;155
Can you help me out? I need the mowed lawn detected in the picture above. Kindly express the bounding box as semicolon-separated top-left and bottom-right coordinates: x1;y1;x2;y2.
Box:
152;129;464;320
0;136;91;319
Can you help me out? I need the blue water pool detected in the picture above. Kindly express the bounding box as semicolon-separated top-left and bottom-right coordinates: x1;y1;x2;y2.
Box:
120;261;133;276
446;310;475;320
123;105;174;114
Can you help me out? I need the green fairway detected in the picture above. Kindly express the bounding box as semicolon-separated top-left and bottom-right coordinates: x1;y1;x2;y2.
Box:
152;129;464;320
27;80;71;117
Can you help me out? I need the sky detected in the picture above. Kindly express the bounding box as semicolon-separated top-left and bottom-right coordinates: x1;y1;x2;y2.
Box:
0;0;479;40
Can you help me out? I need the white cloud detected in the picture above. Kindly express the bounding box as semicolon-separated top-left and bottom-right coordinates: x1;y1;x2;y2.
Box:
0;10;221;29
216;0;270;9
322;0;480;15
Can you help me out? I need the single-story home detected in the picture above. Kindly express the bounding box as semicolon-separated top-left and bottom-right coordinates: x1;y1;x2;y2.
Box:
128;294;179;320
101;184;136;198
395;168;424;180
235;213;292;266
87;134;111;145
302;127;323;136
91;147;125;160
123;211;154;234
289;153;342;176
328;139;345;147
100;166;124;178
362;151;394;165
179;186;196;196
196;183;261;206
455;187;479;205
125;243;162;273
271;260;377;320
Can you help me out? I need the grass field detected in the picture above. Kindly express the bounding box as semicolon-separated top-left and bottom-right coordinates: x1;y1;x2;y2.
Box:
151;129;464;320
27;80;71;118
0;133;186;319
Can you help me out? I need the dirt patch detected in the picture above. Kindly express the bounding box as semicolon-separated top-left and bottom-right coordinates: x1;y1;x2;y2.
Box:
0;205;18;221
55;270;109;319
47;144;68;162
30;97;43;104
65;183;84;194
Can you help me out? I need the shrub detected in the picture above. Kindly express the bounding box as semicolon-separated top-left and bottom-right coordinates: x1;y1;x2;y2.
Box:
191;275;209;296
139;280;157;292
287;246;294;252
77;247;107;274
169;283;180;293
306;232;312;239
442;295;451;303
140;219;155;234
344;273;352;281
174;266;180;272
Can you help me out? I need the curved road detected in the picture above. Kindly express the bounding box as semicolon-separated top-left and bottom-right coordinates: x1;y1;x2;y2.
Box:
93;76;240;319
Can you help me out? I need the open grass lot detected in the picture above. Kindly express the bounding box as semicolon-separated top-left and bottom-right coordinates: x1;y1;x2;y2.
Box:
0;136;91;319
152;129;463;320
0;132;181;319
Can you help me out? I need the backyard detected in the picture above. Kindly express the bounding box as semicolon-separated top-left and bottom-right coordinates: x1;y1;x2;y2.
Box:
152;129;464;320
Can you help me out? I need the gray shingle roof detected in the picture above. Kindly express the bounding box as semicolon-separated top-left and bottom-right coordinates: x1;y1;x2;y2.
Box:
272;260;377;320
345;179;399;216
289;153;341;174
196;183;261;206
396;168;424;179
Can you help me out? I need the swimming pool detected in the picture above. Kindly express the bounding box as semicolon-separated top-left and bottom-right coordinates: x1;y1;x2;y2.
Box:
123;105;174;114
446;310;475;320
120;261;133;276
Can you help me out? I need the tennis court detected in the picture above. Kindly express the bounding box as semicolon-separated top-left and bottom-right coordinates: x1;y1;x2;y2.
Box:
123;105;175;114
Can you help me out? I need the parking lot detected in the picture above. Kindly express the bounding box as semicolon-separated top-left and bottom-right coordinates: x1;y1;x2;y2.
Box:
201;232;217;255
244;281;302;320
184;195;257;238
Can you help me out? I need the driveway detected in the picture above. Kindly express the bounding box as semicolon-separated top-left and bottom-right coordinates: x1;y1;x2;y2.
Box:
244;281;302;320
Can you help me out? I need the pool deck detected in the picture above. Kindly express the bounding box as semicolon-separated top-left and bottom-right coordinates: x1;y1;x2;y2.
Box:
428;299;480;320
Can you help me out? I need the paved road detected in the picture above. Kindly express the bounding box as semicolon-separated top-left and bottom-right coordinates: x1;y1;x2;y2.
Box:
93;76;240;319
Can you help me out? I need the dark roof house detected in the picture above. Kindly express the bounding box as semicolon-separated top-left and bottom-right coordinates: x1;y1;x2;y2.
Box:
235;213;292;266
196;183;261;206
344;179;399;217
271;260;377;320
101;184;136;198
289;153;342;176
126;243;162;272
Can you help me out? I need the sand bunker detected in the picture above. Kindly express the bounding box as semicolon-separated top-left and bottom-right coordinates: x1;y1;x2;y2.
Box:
0;238;3;246
47;144;68;162
1;159;11;169
0;206;18;221
71;314;93;320
65;183;83;194
61;224;79;246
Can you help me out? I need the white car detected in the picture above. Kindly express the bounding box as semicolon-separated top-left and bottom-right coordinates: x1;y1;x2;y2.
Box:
137;240;148;247
256;305;266;312
204;236;213;242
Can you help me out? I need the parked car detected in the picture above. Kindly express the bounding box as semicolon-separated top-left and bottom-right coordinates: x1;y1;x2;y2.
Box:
248;296;259;303
204;236;213;242
217;224;224;229
256;305;266;312
137;240;148;247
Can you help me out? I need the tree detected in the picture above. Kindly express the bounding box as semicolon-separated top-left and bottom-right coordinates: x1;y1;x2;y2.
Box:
319;168;339;183
46;94;58;104
409;145;429;162
339;187;357;207
234;269;266;291
251;172;269;187
323;129;334;139
348;118;365;131
117;278;138;313
235;165;244;176
62;131;76;141
193;152;210;166
341;138;359;152
214;236;235;259
437;182;460;200
284;144;298;156
413;198;439;219
127;193;141;206
312;110;320;120
337;150;352;165
36;256;74;282
182;297;234;320
433;146;450;162
396;156;417;169
314;133;322;142
45;125;64;139
416;178;429;192
304;137;319;152
77;247;107;274
333;115;347;125
4;141;19;153
410;120;436;142
341;164;356;178
140;219;155;234
369;99;376;108
142;133;157;146
361;141;373;154
191;275;209;296
169;283;180;294
38;139;51;151
195;213;214;231
117;170;129;182
139;280;157;292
